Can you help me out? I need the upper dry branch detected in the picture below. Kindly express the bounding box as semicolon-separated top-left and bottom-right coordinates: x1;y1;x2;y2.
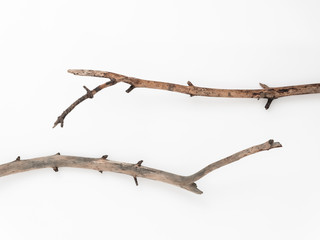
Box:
53;69;320;128
0;140;281;194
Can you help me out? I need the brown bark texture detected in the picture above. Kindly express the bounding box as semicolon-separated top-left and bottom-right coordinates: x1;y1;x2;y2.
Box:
53;69;320;128
0;140;281;194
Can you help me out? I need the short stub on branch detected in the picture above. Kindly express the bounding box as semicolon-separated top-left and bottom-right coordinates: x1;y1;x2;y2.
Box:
0;140;282;194
126;85;135;93
265;98;275;110
83;86;94;98
133;176;139;186
259;83;270;89
53;69;320;127
136;160;143;167
259;83;277;109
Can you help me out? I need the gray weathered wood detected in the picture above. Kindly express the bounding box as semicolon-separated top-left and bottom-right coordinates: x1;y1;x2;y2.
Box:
0;140;281;194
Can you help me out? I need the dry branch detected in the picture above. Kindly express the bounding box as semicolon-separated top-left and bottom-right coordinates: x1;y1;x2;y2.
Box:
53;69;320;128
0;140;281;194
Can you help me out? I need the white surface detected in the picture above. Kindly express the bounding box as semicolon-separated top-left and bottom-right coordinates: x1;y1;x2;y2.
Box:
0;0;320;239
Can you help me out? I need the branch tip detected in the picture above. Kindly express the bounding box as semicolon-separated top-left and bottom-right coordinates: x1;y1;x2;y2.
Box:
182;182;203;194
68;69;83;75
53;117;64;128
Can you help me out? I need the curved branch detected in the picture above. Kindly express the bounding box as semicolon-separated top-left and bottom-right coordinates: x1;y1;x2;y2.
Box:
53;69;320;127
0;140;281;194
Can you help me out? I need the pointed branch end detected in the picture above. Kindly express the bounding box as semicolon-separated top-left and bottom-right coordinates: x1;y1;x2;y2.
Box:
53;117;64;128
182;182;203;194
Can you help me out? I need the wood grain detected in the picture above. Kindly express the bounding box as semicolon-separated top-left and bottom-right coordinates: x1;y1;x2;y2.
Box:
53;69;320;128
0;140;281;194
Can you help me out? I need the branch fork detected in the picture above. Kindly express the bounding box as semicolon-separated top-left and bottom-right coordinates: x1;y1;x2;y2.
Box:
0;140;281;194
53;69;320;128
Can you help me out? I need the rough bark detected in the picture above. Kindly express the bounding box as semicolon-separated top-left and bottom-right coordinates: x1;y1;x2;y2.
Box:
53;69;320;128
0;140;281;194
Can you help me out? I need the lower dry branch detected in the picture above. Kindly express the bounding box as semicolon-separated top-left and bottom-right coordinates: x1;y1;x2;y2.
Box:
0;140;281;194
53;69;320;128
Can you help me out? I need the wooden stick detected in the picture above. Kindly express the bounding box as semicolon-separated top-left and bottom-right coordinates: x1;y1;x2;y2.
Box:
0;140;281;194
53;69;320;128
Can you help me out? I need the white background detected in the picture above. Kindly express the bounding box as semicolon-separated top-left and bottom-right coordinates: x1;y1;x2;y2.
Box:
0;0;320;239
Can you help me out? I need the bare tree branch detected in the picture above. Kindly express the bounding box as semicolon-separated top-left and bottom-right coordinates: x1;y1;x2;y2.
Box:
53;69;320;128
0;140;281;194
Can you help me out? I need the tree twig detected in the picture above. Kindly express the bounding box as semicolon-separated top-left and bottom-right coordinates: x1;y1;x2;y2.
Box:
53;69;320;128
0;140;281;194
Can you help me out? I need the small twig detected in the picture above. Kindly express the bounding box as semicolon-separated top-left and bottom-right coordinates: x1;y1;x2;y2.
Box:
126;85;135;93
53;79;117;128
0;140;281;194
133;176;139;186
265;98;275;110
136;160;143;167
53;69;320;127
83;86;94;98
187;81;194;87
